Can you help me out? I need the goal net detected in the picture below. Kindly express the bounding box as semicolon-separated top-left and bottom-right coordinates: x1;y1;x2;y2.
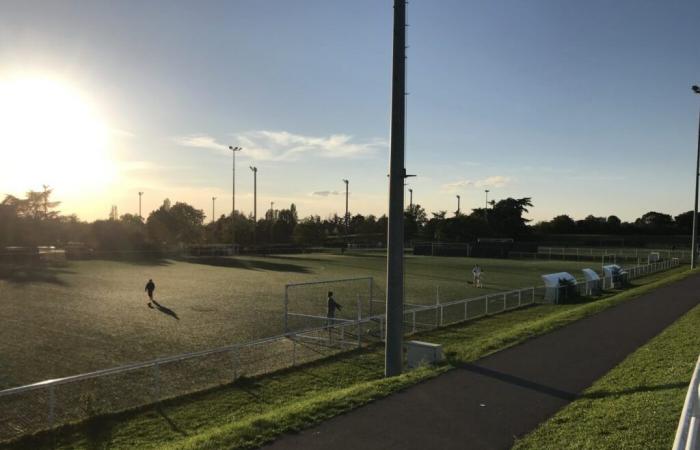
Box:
284;277;376;333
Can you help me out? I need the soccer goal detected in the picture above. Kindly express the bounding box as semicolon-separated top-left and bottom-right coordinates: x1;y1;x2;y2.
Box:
284;277;376;333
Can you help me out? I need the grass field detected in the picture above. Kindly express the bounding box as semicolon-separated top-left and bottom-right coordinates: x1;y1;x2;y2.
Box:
3;267;689;450
0;253;596;388
514;301;700;449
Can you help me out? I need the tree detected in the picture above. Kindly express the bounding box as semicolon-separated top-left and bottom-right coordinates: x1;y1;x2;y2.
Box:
404;204;427;241
635;211;674;233
550;215;577;233
487;197;533;237
674;211;695;234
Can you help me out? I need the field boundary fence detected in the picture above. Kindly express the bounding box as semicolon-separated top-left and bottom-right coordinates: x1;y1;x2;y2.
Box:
509;246;691;264
0;259;679;442
672;354;700;450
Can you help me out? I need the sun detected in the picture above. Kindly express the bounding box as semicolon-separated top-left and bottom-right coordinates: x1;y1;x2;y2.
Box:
0;75;115;196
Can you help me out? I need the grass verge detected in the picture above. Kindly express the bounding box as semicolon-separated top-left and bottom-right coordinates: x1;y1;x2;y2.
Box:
4;267;693;450
513;300;700;449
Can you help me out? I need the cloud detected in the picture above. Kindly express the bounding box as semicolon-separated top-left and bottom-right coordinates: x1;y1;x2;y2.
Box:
173;134;228;152
442;175;512;192
174;130;386;162
311;190;341;197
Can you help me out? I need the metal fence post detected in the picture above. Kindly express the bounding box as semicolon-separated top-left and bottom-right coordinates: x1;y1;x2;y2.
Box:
152;363;160;403
486;295;490;315
518;289;522;307
292;337;297;366
503;293;507;311
230;347;239;380
412;310;416;334
48;385;55;428
357;294;362;348
464;301;468;321
439;304;444;327
284;286;289;333
435;286;440;327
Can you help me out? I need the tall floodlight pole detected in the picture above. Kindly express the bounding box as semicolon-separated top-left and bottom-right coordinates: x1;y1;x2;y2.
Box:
691;85;700;269
456;195;461;215
409;188;413;208
250;166;258;245
229;146;242;249
138;191;143;220
343;179;349;235
385;0;406;378
212;197;216;223
484;189;489;221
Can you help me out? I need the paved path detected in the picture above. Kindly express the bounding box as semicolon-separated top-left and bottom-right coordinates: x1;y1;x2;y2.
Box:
263;273;700;450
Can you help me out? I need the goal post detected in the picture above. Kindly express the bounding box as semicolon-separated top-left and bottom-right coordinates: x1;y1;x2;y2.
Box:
284;277;375;333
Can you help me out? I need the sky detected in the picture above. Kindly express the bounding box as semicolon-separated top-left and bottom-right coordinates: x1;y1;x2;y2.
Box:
0;0;699;223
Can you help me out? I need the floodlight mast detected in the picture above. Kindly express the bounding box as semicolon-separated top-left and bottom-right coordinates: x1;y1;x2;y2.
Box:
212;197;216;223
691;85;700;269
456;195;461;215
138;191;143;220
343;179;349;236
229;146;242;246
385;0;407;378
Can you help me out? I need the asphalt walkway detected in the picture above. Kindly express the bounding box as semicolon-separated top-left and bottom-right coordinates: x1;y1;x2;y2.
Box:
263;273;700;450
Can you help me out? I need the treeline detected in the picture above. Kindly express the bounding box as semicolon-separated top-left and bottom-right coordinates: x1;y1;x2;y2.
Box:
533;211;696;235
0;187;696;255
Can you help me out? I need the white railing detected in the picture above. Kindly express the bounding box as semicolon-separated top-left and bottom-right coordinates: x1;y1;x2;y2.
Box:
536;246;691;262
0;258;680;442
673;355;700;450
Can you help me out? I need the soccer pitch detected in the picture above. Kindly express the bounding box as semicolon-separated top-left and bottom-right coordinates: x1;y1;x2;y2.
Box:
0;253;594;389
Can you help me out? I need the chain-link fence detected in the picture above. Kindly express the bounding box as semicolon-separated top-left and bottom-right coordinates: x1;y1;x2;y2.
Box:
0;258;680;443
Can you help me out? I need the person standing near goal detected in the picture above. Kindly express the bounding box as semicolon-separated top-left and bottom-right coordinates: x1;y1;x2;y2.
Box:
471;265;483;288
326;291;342;326
145;279;156;307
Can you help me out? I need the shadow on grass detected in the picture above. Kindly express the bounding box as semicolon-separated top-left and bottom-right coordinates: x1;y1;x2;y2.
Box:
151;300;180;320
89;257;174;267
580;381;688;399
157;407;188;436
181;256;311;273
0;264;73;286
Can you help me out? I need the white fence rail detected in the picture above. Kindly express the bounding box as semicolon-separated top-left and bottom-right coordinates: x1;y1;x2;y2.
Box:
673;355;700;450
535;246;691;262
0;259;680;442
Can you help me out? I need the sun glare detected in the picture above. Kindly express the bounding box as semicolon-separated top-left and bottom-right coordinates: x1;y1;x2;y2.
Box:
0;75;115;196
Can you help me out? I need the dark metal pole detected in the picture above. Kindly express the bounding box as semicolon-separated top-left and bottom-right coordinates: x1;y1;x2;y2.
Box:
343;179;349;235
456;195;461;215
385;0;406;378
138;191;143;220
409;188;413;208
212;197;216;223
692;86;700;268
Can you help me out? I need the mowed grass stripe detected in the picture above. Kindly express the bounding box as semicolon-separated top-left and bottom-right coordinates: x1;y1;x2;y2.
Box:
514;290;700;449
3;267;689;450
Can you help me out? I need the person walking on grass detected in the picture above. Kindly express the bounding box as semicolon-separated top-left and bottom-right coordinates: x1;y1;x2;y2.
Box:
327;291;342;327
145;279;155;307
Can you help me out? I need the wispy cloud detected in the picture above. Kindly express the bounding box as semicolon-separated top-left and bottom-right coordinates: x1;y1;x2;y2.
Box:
174;130;386;162
311;190;341;197
442;175;512;192
173;134;228;152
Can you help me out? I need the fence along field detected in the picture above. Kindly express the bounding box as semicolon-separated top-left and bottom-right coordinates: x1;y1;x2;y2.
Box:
0;257;679;442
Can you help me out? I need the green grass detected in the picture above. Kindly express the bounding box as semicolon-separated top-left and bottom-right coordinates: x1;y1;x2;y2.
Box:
4;266;690;450
514;292;700;450
0;253;595;388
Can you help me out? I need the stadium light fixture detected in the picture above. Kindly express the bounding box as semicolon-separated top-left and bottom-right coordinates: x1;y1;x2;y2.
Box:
691;86;700;268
